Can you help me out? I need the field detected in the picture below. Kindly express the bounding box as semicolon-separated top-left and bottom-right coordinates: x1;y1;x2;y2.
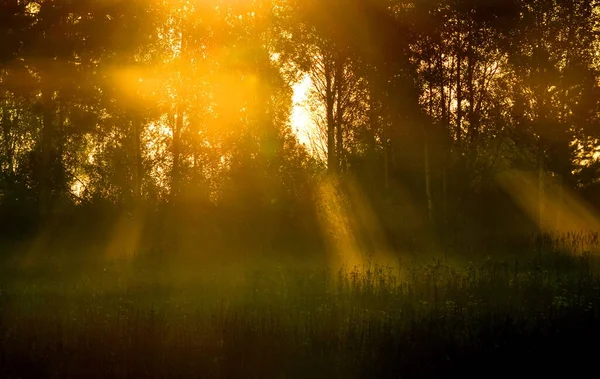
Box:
2;233;600;379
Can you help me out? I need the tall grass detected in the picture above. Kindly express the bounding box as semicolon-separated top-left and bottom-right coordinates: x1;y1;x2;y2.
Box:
1;234;600;378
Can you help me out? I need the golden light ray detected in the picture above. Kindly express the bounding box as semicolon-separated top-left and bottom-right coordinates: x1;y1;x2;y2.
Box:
316;176;364;270
345;178;397;267
316;175;399;273
497;169;600;252
104;212;144;262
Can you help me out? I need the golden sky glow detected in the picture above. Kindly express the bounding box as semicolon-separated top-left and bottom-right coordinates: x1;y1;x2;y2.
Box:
291;74;314;147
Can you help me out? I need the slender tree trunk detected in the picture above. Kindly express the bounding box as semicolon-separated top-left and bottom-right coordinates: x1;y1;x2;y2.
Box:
369;76;388;191
536;73;545;232
423;125;434;228
425;59;435;228
536;26;547;233
537;138;544;231
40;88;54;217
57;99;64;168
1;105;14;175
437;48;447;235
556;171;563;231
439;49;447;130
454;55;461;228
446;57;453;129
383;142;389;191
425;50;438;231
172;106;183;202
335;56;344;173
428;60;433;116
325;54;336;174
456;48;463;144
132;116;142;210
172;19;187;204
466;26;476;148
441;163;448;240
555;8;575;232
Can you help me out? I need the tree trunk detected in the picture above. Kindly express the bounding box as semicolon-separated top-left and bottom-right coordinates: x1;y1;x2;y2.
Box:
425;59;435;228
172;106;183;203
335;55;344;173
441;163;448;240
172;19;187;204
437;47;447;235
132;116;142;210
40;89;54;217
456;47;463;144
537;139;544;231
439;49;447;130
556;171;563;231
369;77;388;191
423;125;434;228
466;26;477;148
555;8;574;232
1;105;14;175
325;54;336;174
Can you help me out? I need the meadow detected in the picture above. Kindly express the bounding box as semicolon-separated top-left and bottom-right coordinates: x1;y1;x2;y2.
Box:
1;233;600;379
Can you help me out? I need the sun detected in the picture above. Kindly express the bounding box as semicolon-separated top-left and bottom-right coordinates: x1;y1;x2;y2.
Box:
290;74;314;147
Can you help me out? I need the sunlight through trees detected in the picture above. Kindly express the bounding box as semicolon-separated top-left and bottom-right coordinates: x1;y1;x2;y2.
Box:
0;0;600;259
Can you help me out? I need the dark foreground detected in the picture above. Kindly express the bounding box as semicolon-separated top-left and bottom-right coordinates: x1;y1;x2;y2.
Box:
1;245;600;378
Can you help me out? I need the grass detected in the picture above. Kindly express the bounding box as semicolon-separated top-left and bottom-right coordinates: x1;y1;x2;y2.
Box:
1;235;600;378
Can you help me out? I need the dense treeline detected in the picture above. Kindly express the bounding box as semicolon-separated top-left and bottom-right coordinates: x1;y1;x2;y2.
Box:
1;0;600;258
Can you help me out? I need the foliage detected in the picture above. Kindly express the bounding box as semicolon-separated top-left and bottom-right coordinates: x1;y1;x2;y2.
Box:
0;1;599;250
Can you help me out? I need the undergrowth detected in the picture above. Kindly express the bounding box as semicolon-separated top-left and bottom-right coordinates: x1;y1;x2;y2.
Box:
1;235;600;378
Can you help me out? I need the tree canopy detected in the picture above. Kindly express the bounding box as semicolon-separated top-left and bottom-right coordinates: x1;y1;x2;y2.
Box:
1;0;600;258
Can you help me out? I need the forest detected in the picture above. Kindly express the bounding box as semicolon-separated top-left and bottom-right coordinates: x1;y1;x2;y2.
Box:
2;0;600;378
